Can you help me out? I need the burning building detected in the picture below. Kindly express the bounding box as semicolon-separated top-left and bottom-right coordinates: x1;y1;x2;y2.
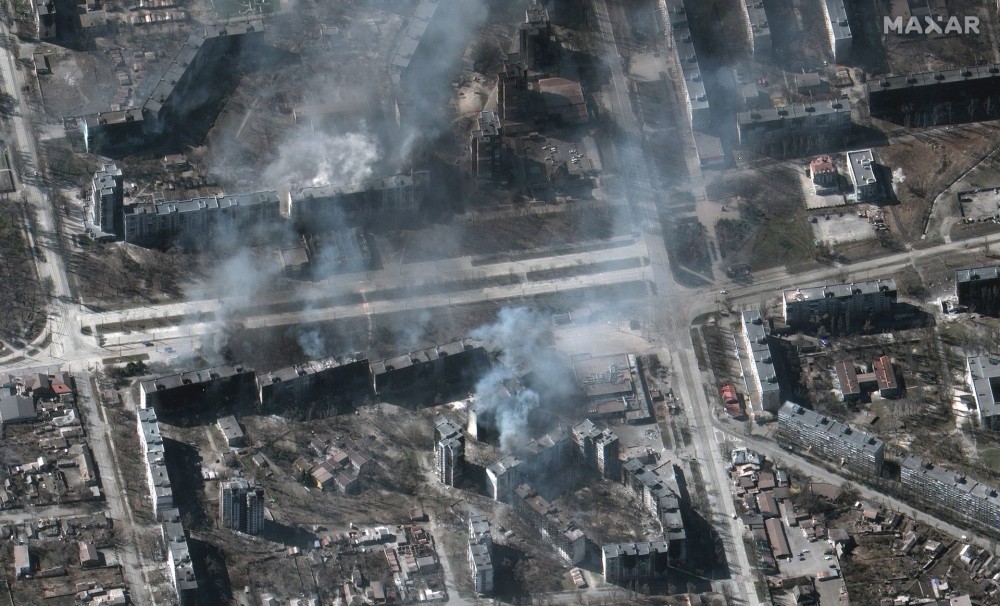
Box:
371;339;488;396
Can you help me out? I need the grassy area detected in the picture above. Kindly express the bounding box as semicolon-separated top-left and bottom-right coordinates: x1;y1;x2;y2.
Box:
749;215;815;271
979;447;1000;470
709;165;815;271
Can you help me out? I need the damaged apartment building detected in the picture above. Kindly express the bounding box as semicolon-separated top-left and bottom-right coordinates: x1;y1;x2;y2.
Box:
81;18;265;154
136;338;490;419
257;356;371;416
434;416;465;487
87;164;430;247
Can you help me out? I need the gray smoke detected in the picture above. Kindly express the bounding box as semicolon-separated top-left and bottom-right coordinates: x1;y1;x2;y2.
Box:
470;307;574;453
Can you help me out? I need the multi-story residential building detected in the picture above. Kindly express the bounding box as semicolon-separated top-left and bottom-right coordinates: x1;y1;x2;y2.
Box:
782;279;896;332
123;191;283;246
967;355;1000;430
82;19;264;153
370;339;488;395
739;0;771;57
137;413;199;603
513;484;587;564
571;419;621;481
956;265;1000;316
518;3;554;70
470;111;503;189
821;0;852;62
741;310;782;413
219;478;265;535
846;149;880;201
654;0;710;130
434;416;465;486
522;427;573;476
468;514;493;595
90;163;123;237
868;65;1000;127
256;356;371;413
602;540;671;585
777;402;885;475
468;543;493;595
899;454;1000;532
137;408;173;517
736;101;852;153
139;364;258;411
161;509;198;606
486;455;523;502
620;459;687;562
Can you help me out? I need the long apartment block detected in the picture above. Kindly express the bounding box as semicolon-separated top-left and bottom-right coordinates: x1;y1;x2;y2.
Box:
741;310;781;413
782;278;896;330
900;454;1000;532
777;402;885;475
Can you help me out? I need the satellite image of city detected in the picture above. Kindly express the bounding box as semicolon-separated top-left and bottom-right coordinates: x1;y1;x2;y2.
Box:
2;0;1000;604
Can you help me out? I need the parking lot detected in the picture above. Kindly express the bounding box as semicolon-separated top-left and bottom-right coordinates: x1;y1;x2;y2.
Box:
778;520;848;604
811;211;877;245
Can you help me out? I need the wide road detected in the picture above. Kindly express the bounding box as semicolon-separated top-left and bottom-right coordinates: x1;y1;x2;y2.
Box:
590;0;760;602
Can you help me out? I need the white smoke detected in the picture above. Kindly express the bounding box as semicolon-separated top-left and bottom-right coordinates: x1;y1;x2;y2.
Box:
469;307;568;453
262;128;380;190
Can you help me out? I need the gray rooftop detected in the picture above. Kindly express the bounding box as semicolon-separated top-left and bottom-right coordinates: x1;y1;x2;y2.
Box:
217;416;244;442
901;454;1000;502
869;64;1000;95
126;191;280;217
743;0;770;42
603;539;669;558
738;100;850;126
956;265;1000;284
390;0;440;72
487;455;522;476
823;0;851;42
783;278;896;304
846;150;877;188
140;365;252;393
967;355;1000;421
469;542;493;570
742;310;780;397
779;402;884;458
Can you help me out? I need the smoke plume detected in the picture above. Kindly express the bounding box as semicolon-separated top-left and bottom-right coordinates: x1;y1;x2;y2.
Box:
261;129;379;190
470;307;575;453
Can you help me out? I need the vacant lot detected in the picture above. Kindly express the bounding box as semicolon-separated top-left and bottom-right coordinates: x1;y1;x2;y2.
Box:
878;123;1000;241
709;165;815;271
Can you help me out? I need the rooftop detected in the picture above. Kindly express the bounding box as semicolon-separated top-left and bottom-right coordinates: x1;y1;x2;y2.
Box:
869;64;1000;94
783;278;896;304
779;402;884;458
967;355;1000;421
956;265;1000;284
846;149;877;188
737;101;850;126
823;0;852;42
